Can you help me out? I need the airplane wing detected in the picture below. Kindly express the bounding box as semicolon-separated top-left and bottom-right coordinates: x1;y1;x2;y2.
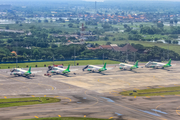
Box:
106;67;114;70
171;64;176;66
70;69;78;72
31;71;42;74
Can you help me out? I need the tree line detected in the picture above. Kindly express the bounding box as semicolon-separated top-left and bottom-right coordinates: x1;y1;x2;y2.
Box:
0;43;179;62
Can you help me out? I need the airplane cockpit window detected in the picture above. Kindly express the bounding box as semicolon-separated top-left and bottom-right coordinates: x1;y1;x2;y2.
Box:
53;68;58;70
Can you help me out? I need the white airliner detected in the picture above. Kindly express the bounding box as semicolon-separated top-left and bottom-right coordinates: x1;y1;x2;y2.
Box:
119;60;139;70
145;59;171;69
47;65;71;74
10;66;35;78
82;63;107;72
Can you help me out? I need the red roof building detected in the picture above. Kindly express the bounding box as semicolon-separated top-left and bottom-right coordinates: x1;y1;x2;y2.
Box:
120;44;138;52
88;48;100;50
112;46;122;51
88;44;138;52
99;45;113;50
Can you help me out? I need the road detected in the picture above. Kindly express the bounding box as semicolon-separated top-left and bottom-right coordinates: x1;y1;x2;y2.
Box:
0;62;180;120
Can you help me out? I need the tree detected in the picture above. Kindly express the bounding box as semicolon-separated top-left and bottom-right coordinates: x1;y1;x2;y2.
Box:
174;18;178;25
33;49;39;56
7;39;13;43
170;20;173;26
124;26;132;32
68;23;73;28
58;55;65;59
173;41;178;44
113;20;117;24
51;44;58;48
139;24;143;28
61;36;67;43
130;30;138;34
5;26;9;30
104;36;109;41
106;42;112;45
128;34;143;40
0;40;4;43
123;24;128;28
157;23;164;29
44;19;48;23
165;40;171;44
169;34;178;39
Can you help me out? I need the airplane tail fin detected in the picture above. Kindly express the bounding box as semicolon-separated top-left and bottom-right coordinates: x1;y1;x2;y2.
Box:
66;65;70;72
135;60;138;68
28;66;31;74
103;63;106;69
167;59;171;66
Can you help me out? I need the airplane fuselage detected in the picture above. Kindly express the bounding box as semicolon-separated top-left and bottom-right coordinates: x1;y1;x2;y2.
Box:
87;65;106;72
119;63;137;70
49;67;69;74
11;69;31;77
145;62;171;68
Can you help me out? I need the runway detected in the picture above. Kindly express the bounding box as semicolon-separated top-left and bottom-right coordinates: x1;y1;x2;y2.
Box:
0;62;180;120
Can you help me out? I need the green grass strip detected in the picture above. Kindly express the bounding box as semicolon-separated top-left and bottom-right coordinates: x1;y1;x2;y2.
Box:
0;60;119;69
120;86;180;96
24;117;109;120
0;97;60;108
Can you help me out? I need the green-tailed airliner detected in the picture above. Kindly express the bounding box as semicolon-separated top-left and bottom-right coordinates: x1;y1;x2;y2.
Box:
145;59;171;69
47;65;71;74
82;63;107;72
10;66;34;78
119;60;139;70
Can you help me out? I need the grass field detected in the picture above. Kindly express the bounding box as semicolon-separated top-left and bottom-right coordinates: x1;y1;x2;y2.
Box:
0;97;60;108
88;40;180;54
120;86;180;96
24;117;109;120
0;22;80;33
0;60;119;69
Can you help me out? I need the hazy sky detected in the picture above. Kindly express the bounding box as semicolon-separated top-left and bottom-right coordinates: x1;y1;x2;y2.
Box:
2;0;180;2
84;0;180;2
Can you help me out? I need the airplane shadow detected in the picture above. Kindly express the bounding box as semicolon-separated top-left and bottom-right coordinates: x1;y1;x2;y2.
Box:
82;71;109;75
131;70;139;73
53;73;73;77
99;72;109;75
149;68;171;71
116;70;139;73
7;76;36;79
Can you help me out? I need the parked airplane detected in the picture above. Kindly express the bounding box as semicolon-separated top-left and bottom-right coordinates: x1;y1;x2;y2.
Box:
145;59;171;69
82;63;107;72
10;66;34;78
47;65;70;74
119;60;139;70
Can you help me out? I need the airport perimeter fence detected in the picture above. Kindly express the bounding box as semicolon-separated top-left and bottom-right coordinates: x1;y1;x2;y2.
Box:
0;58;112;69
0;58;109;64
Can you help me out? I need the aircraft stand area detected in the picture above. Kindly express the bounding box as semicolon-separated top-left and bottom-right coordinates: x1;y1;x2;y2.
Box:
0;61;180;120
